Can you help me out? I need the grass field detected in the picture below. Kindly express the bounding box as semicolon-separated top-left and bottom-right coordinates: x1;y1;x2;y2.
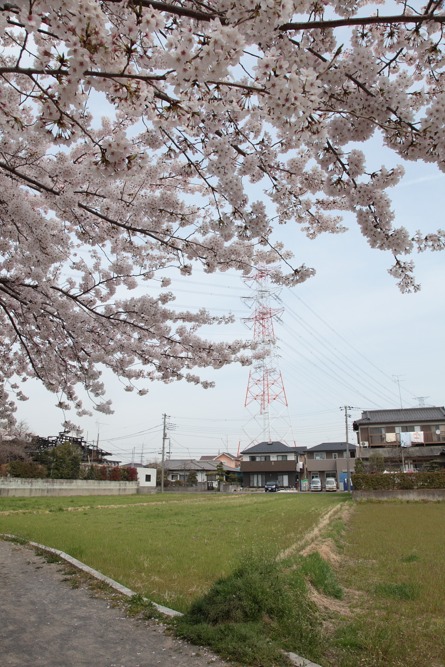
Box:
1;493;445;667
0;492;345;611
328;502;445;667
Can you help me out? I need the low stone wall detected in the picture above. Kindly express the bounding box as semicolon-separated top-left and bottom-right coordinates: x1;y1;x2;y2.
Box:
353;488;445;502
0;478;138;497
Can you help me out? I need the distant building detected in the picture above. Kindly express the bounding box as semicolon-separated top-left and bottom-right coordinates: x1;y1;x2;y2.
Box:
306;442;355;490
199;452;241;469
136;467;157;489
353;407;445;471
239;441;306;489
162;458;232;487
30;432;114;464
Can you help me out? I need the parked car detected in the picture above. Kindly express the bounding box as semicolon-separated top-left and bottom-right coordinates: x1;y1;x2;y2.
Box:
325;478;337;492
310;478;321;492
264;480;279;492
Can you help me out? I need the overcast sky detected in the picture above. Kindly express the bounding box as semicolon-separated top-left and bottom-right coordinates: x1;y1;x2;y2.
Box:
15;144;445;464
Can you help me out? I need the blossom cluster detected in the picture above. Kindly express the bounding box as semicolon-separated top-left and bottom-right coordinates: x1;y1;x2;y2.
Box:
0;0;444;422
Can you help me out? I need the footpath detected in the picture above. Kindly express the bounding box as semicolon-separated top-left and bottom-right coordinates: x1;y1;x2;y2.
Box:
0;539;232;667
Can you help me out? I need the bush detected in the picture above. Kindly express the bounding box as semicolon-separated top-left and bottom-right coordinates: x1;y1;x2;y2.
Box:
122;466;137;481
8;460;47;478
80;464;138;481
352;471;445;491
109;466;122;481
176;553;321;666
36;442;81;479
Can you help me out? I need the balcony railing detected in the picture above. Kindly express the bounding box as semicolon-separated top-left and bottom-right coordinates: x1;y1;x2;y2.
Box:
361;433;445;446
240;460;299;473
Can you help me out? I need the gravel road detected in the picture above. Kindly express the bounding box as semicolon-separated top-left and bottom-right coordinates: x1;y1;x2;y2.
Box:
0;539;235;667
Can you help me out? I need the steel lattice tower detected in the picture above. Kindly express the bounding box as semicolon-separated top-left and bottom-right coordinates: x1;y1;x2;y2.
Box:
243;268;288;442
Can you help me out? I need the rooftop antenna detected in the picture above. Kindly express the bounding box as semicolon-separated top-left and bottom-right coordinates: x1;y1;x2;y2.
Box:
415;396;429;407
392;375;405;408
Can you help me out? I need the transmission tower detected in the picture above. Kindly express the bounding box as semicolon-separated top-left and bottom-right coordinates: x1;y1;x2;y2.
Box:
243;267;288;442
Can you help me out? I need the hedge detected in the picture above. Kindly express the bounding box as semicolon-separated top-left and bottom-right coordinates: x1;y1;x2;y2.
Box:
81;465;138;482
351;471;445;491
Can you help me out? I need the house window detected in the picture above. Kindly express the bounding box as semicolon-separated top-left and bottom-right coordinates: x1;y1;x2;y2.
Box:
314;452;326;460
276;455;288;461
332;453;338;459
277;474;289;487
145;474;151;483
395;425;419;433
249;456;256;461
251;474;265;487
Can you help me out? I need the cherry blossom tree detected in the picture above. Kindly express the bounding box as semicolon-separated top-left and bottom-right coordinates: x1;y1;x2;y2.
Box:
1;0;444;426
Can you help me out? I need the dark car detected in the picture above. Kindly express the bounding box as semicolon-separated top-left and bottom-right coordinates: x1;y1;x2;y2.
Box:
264;481;279;492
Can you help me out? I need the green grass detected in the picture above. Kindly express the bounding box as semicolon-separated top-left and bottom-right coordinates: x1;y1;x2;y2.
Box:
3;494;445;667
300;551;343;599
0;492;346;612
326;502;445;667
176;552;322;666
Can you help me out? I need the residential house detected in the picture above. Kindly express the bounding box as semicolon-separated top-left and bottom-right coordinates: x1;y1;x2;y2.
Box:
240;441;306;489
162;458;231;488
306;442;356;490
353;407;445;471
200;452;241;470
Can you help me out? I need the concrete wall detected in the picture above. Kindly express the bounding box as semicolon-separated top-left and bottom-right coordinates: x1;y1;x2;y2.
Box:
0;478;240;497
0;478;138;497
353;489;445;502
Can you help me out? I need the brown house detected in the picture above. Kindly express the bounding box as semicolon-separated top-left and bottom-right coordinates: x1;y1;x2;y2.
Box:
240;441;306;489
353;407;445;472
306;442;355;490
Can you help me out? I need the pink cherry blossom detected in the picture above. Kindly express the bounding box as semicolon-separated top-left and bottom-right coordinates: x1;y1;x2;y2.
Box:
0;1;444;424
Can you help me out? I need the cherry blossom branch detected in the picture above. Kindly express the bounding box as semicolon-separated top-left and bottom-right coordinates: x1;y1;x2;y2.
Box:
279;13;445;32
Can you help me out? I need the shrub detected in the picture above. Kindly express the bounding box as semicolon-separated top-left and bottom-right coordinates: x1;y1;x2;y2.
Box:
80;464;138;482
109;466;122;481
8;460;48;478
122;466;137;481
36;443;81;479
351;471;445;491
176;553;321;666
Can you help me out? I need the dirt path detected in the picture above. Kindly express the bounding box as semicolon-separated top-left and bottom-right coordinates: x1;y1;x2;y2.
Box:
277;502;351;562
0;539;232;667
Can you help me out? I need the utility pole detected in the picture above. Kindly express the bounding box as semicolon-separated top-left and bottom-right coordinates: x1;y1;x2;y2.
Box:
345;406;351;492
340;405;357;492
161;413;169;494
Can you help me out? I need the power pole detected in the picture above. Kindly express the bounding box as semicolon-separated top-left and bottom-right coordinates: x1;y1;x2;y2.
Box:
345;406;351;492
340;405;357;492
161;413;169;494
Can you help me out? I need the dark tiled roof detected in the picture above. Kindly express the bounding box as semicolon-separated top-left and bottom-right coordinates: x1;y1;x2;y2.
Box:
309;442;356;452
355;407;445;425
163;459;230;472
241;441;306;454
